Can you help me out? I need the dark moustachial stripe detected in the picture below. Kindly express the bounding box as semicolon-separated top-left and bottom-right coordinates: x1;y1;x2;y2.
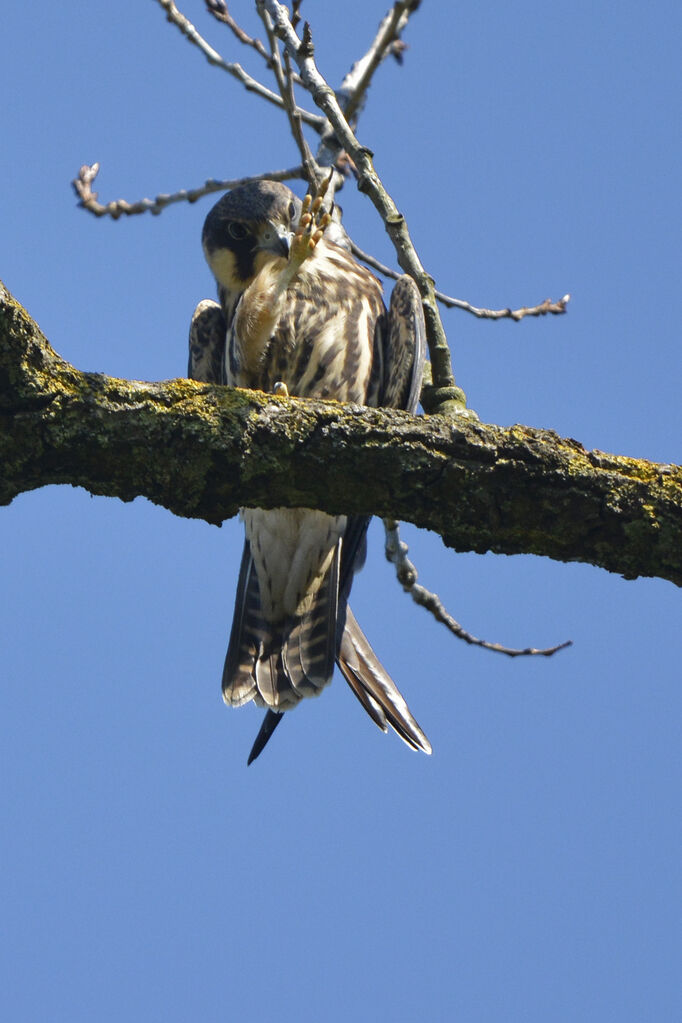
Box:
208;225;257;284
233;237;256;284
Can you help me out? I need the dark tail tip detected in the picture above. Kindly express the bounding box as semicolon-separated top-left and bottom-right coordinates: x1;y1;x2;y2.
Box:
247;710;284;765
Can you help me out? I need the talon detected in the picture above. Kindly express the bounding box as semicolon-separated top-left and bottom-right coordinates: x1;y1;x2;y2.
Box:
290;178;333;269
316;169;333;199
286;173;333;274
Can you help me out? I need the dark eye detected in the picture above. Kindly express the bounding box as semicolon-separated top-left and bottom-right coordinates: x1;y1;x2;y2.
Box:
288;201;297;221
227;222;248;241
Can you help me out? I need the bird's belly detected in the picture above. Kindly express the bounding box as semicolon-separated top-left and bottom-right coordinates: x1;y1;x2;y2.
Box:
226;301;374;404
243;507;346;622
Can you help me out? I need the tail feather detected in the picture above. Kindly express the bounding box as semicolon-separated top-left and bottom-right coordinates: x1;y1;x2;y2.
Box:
221;543;261;707
338;666;389;733
337;606;432;755
245;607;432;762
222;540;340;712
224;543;431;762
282;542;340;700
247;710;284;765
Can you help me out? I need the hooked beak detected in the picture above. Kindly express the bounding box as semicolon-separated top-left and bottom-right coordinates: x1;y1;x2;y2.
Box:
257;221;293;258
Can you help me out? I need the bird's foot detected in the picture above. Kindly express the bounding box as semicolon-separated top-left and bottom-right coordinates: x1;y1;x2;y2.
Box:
289;172;333;270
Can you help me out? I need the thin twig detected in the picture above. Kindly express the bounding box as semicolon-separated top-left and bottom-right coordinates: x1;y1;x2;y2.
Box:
283;53;320;189
350;242;571;321
256;3;319;189
154;0;325;130
291;1;304;32
384;520;572;658
447;294;571;322
256;4;288;96
340;2;421;123
72;163;305;219
204;0;303;82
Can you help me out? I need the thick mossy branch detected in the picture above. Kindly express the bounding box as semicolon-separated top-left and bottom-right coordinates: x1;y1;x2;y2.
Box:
2;281;681;585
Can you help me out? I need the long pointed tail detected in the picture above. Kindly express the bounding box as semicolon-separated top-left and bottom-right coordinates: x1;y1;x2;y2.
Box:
247;711;284;765
337;607;432;755
223;540;340;712
247;605;431;763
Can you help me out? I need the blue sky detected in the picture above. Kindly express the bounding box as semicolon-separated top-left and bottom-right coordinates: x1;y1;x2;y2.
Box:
2;2;681;1020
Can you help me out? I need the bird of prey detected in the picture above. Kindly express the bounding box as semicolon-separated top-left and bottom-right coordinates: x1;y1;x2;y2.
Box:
189;177;431;763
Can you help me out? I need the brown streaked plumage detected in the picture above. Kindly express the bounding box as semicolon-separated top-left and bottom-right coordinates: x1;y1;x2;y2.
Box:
189;179;430;762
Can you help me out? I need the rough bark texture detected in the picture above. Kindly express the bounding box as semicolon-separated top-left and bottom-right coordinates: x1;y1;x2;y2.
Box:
2;280;681;586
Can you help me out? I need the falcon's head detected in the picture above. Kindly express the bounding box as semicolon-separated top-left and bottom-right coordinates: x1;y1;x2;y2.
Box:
202;181;300;297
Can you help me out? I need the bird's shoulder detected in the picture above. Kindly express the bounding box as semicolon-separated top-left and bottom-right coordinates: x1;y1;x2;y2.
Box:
297;239;385;304
188;299;226;383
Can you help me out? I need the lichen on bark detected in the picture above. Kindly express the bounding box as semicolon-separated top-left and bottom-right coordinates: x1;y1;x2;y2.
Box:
2;280;681;586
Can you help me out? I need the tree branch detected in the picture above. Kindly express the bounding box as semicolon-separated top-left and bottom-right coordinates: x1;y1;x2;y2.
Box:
383;520;572;657
204;0;303;84
72;163;306;219
256;4;320;189
154;0;325;129
339;1;421;123
350;241;571;321
2;282;680;587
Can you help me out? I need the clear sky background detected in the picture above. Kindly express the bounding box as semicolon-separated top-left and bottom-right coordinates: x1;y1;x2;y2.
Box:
2;2;680;1020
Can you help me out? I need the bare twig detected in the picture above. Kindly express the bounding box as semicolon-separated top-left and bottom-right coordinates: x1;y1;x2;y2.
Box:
291;1;303;31
72;163;305;219
154;0;325;130
447;294;571;322
263;1;466;415
256;3;319;189
350;242;571;321
383;520;572;657
256;5;287;96
205;0;305;84
339;2;421;123
282;53;320;189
